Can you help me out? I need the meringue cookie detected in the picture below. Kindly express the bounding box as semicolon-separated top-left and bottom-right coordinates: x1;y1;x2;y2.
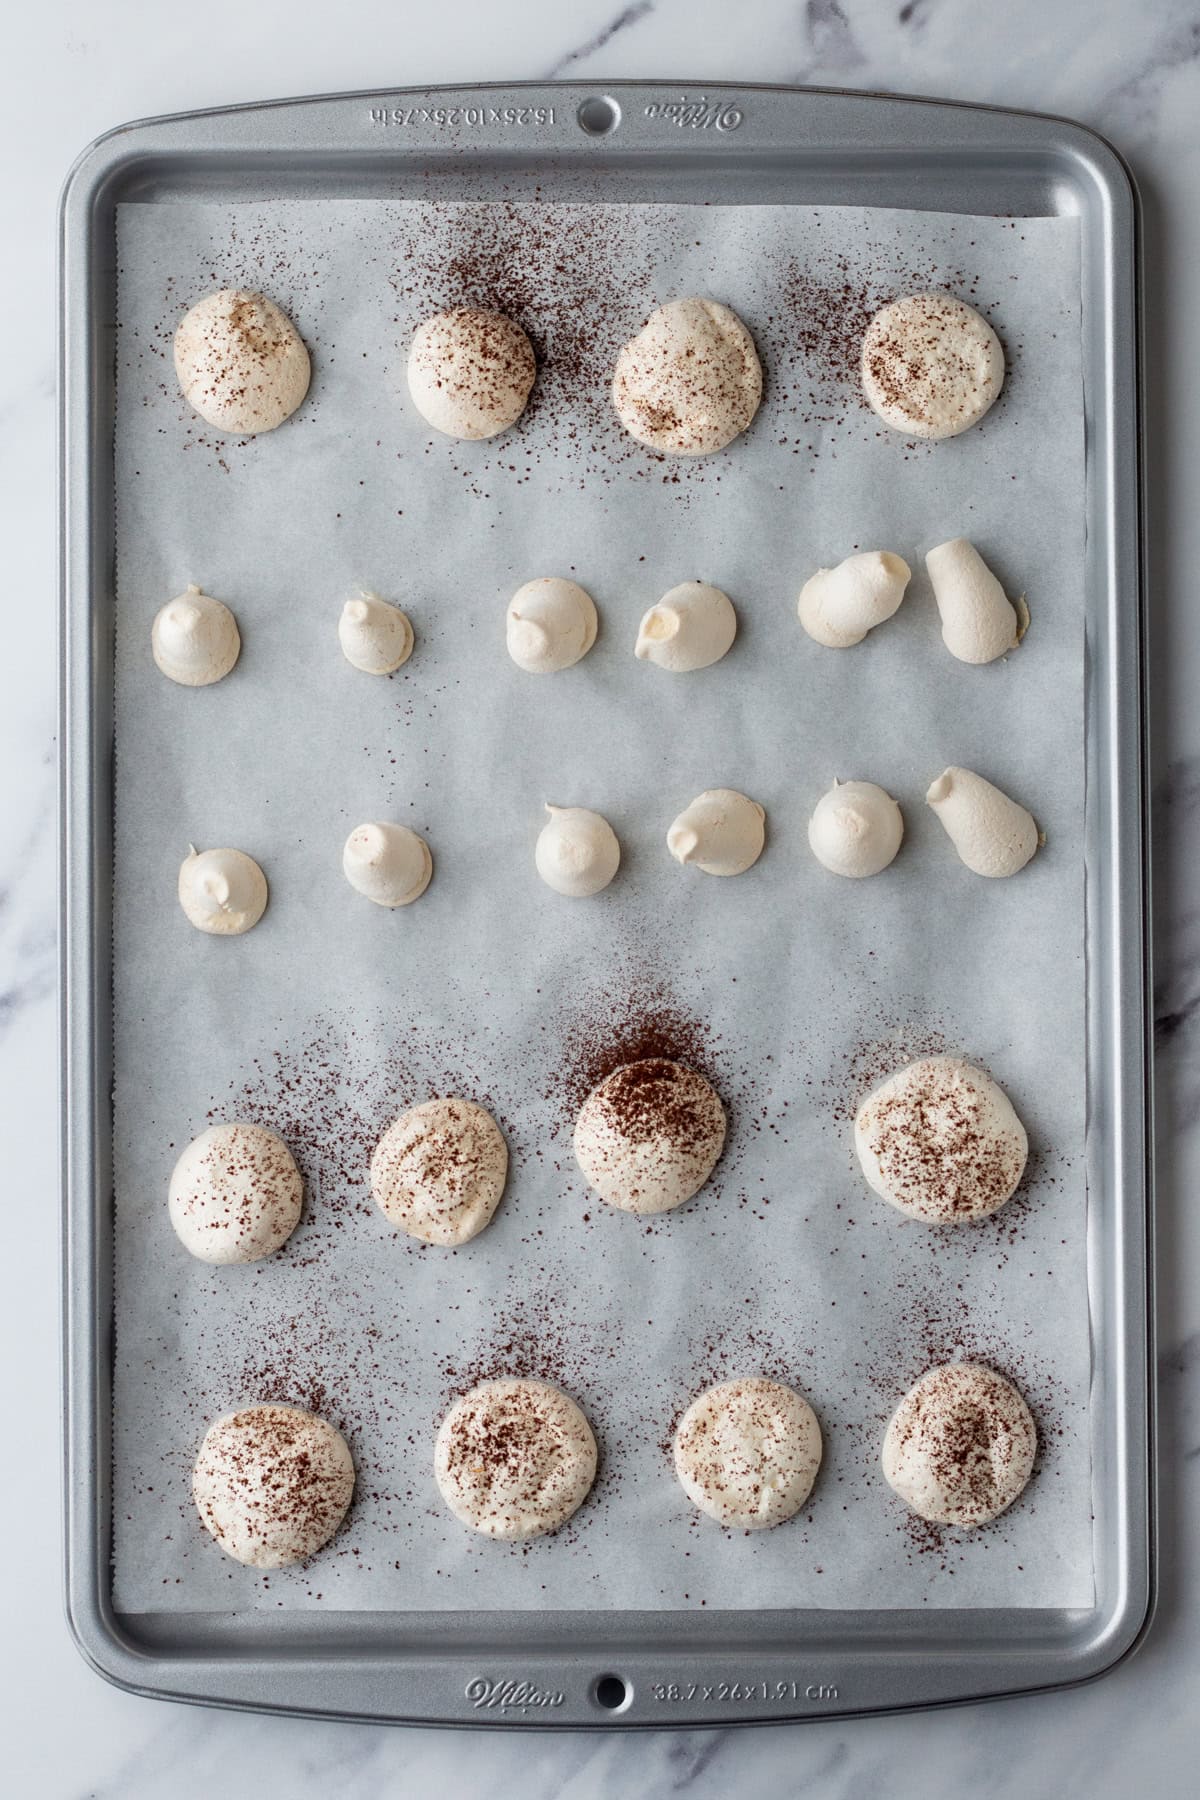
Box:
798;552;911;648
435;1379;597;1541
169;1122;302;1265
152;585;241;686
506;578;598;674
370;1097;508;1246
343;821;433;907
925;538;1026;664
193;1405;354;1568
612;298;762;455
635;581;737;672
574;1058;726;1214
174;289;310;435
674;1378;823;1530
862;293;1004;439
667;788;765;876
338;592;414;674
926;767;1040;877
535;804;620;897
854;1056;1028;1223
807;779;903;878
882;1363;1037;1527
178;846;268;936
407;307;535;439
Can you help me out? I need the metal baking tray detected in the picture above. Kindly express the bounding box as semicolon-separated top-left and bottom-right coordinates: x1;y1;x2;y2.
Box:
60;80;1152;1726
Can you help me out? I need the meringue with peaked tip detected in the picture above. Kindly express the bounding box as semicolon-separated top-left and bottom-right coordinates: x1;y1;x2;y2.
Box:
612;298;762;455
152;585;240;686
169;1122;302;1265
343;821;432;907
193;1405;354;1567
435;1379;597;1540
808;779;903;878
925;538;1027;664
370;1097;508;1246
926;767;1040;877
862;293;1005;439
338;591;414;674
407;307;536;439
574;1058;726;1214
535;804;620;897
882;1363;1037;1527
798;552;911;648
667;788;765;876
174;289;310;435
854;1055;1028;1223
636;581;737;672
673;1378;823;1529
506;578;598;674
178;846;268;936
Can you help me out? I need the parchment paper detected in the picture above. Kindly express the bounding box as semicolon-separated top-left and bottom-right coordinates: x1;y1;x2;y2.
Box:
111;199;1089;1612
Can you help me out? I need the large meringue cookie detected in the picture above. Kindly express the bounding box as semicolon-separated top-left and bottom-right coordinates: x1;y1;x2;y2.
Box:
612;299;762;455
174;289;310;434
407;308;536;439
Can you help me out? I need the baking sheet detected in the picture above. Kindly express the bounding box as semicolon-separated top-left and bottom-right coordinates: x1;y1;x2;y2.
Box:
110;198;1089;1612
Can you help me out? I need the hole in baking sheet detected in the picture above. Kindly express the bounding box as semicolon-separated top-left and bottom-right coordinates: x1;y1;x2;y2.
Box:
577;95;621;136
593;1672;631;1711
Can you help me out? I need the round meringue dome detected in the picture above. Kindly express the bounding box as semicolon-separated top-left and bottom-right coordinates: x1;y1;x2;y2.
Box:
343;822;432;908
169;1122;302;1264
808;779;903;878
370;1097;508;1246
882;1363;1037;1527
673;1377;823;1530
574;1058;726;1214
338;592;414;674
506;578;598;674
174;289;310;435
193;1404;355;1568
178;846;268;936
152;585;240;687
535;804;620;898
862;293;1005;440
667;788;765;876
435;1378;597;1541
611;298;763;455
407;307;536;439
854;1055;1028;1223
635;581;737;673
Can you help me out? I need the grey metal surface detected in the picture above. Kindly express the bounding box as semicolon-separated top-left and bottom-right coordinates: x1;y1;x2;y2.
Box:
59;80;1152;1727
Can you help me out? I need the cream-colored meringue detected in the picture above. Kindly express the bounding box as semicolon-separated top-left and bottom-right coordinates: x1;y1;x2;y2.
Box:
611;298;762;455
338;592;414;674
861;293;1005;439
808;779;903;878
506;578;598;674
926;767;1040;877
193;1405;354;1567
535;804;620;897
435;1379;597;1540
152;585;240;687
882;1363;1036;1527
667;788;765;876
854;1055;1028;1223
798;552;911;648
371;1097;507;1245
178;846;268;936
407;307;536;439
574;1058;726;1214
673;1378;823;1530
925;539;1026;664
169;1122;302;1264
636;581;737;672
343;822;432;908
174;289;310;435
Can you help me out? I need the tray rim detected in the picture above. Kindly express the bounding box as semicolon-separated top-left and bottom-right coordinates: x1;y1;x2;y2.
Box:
59;76;1154;1728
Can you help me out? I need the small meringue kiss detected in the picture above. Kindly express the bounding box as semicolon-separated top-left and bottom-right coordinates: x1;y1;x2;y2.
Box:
506;578;598;674
926;767;1040;878
798;552;911;648
152;585;240;686
535;804;620;897
178;846;268;935
667;789;765;876
343;822;433;907
338;592;414;674
925;539;1027;665
808;779;904;878
635;582;737;673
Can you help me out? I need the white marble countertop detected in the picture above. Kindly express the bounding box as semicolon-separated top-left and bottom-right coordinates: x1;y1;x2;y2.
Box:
3;0;1195;1793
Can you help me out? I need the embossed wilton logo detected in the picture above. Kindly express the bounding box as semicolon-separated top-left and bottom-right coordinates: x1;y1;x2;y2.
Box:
643;97;743;131
465;1676;565;1712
